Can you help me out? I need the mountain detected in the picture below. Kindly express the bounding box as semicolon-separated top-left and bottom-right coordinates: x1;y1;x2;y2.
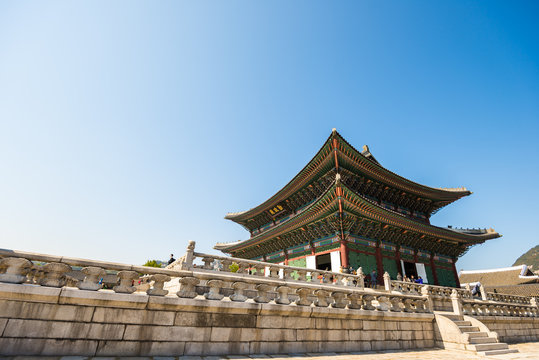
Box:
513;245;539;270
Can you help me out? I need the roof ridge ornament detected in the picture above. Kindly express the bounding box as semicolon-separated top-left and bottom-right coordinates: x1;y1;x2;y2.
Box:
335;173;341;184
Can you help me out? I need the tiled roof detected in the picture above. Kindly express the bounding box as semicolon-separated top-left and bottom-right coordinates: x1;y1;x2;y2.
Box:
459;265;539;286
485;284;539;298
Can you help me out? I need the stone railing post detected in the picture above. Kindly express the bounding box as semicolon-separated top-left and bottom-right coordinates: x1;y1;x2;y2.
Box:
0;257;33;284
177;277;200;298
230;281;248;302
297;269;307;282
377;295;390;311
480;284;488;301
201;257;214;270
220;259;232;272
421;285;433;312
389;296;403;312
146;274;171;296
113;270;138;293
383;271;391;291
254;284;273;303
295;288;313;306
41;262;72;288
357;267;365;288
362;294;375;310
253;264;265;276
275;285;291;305
451;289;463;315
347;293;362;309
78;266;106;291
205;279;224;300
180;240;196;270
314;289;330;307
330;291;348;308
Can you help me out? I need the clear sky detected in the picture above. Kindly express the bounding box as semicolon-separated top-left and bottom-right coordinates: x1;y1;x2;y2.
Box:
1;1;538;272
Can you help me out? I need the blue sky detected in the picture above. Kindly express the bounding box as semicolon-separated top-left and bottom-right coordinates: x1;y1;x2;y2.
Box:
1;1;538;271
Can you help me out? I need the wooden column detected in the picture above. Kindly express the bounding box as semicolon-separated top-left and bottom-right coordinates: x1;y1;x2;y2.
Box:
452;258;461;288
284;249;289;266
340;239;348;268
395;245;402;276
429;252;439;285
375;242;384;284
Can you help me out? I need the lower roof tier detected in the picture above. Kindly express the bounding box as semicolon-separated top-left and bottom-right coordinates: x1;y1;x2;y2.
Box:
215;175;500;259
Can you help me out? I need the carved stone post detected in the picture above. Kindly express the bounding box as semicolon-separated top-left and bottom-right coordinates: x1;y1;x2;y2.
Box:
295;288;313;306
297;270;307;282
146;274;171;296
275;285;291;305
283;268;294;281
403;298;414;312
451;289;463;315
230;281;249;302
113;270;138;293
330;291;348;308
204;279;224;300
480;284;487;301
180;240;196;270
78;266;106;291
383;272;391;292
314;289;330;307
421;285;433;313
255;284;273;303
377;295;390;311
347;292;362;309
0;257;33;284
201;257;214;270
362;294;375;310
310;271;320;283
253;265;265;276
389;296;403;312
177;277;200;298
220;259;232;272
41;262;72;288
357;267;365;289
268;266;280;278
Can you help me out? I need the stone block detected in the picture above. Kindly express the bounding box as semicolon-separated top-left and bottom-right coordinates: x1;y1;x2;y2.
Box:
363;320;384;330
340;318;362;330
315;318;341;329
296;329;322;341
149;295;260;315
174;312;212;327
256;315;283;328
3;319;124;340
296;329;347;341
361;330;384;341
210;327;249;342
398;321;413;330
95;340;186;356
249;341;318;354
384;321;398;331
184;342;250;356
0;283;61;304
255;328;296;342
59;288;148;309
92;307;174;325
123;325;211;342
211;313;257;328
0;318;7;336
0;338;98;356
0;300;94;322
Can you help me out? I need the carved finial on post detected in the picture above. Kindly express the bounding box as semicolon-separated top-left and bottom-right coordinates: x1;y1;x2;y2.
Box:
357;267;365;289
383;272;391;292
480;284;487;301
181;240;196;270
0;257;33;284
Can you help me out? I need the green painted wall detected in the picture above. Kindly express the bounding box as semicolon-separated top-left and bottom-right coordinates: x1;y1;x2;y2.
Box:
425;264;434;285
349;251;377;274
382;257;398;279
288;258;306;268
436;267;456;287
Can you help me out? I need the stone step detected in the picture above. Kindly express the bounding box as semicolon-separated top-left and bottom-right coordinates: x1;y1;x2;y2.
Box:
477;348;519;356
466;331;489;338
438;313;464;321
467;342;509;352
459;326;480;333
468;336;498;344
453;320;472;326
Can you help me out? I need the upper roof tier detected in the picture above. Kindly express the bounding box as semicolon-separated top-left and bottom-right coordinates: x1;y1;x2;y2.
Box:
226;129;471;232
217;175;499;259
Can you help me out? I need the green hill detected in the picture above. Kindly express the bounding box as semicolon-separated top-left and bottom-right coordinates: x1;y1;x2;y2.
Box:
513;245;539;269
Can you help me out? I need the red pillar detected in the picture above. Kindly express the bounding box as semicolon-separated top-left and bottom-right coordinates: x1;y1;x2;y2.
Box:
284;250;289;266
340;240;348;268
430;252;439;285
452;258;461;288
395;245;402;277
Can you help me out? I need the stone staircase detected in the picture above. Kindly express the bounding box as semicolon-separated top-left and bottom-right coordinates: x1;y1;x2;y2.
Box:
438;313;518;356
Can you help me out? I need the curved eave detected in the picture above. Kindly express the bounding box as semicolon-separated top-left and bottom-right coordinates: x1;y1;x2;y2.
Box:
218;179;498;254
225;130;471;225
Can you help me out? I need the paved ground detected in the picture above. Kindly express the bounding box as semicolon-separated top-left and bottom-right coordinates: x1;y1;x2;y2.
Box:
4;342;539;360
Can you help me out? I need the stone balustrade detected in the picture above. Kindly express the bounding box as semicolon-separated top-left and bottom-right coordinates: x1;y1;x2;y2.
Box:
1;242;537;318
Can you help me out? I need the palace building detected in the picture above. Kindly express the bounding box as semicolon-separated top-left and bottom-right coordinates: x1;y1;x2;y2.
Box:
215;129;500;287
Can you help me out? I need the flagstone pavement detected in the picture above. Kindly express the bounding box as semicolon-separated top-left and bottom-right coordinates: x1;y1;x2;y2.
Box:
4;342;539;360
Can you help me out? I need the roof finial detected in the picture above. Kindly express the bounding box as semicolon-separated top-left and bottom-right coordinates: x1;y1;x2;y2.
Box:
332;128;337;134
362;145;370;153
335;173;341;184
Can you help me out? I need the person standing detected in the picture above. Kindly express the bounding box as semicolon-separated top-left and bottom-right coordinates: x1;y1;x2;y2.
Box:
168;254;176;265
370;269;377;288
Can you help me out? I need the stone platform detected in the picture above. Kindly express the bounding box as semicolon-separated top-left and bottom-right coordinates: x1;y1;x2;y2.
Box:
2;341;539;359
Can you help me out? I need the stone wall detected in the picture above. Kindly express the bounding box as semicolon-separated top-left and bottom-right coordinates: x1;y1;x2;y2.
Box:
0;282;435;356
474;316;539;344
